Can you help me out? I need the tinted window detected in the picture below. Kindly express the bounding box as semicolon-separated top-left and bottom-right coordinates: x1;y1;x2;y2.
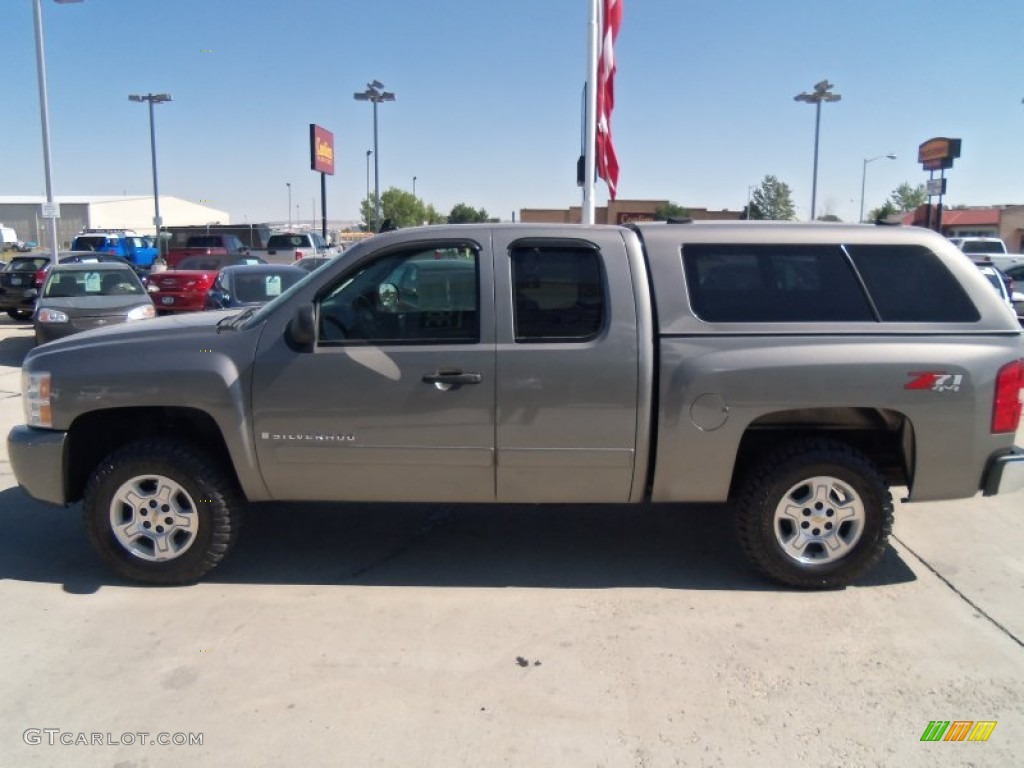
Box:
7;257;50;272
683;244;874;323
318;245;479;344
511;245;605;341
232;270;304;302
267;234;308;248
846;244;980;322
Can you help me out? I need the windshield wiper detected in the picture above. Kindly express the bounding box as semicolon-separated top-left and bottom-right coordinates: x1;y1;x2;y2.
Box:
216;307;257;332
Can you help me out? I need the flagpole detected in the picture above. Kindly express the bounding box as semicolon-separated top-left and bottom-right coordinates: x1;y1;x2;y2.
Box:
582;0;599;224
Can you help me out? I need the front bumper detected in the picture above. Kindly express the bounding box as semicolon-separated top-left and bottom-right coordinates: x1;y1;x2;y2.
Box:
7;425;68;506
982;446;1024;496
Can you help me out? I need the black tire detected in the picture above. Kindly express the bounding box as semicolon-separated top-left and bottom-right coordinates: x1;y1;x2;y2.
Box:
82;438;243;585
734;438;893;589
7;309;32;321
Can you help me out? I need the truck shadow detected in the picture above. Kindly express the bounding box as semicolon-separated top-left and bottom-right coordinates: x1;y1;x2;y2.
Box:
0;488;916;592
0;334;34;368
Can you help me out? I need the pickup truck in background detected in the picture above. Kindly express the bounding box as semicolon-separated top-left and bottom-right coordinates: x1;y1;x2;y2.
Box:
164;234;249;269
950;236;1024;271
254;231;341;265
8;222;1024;588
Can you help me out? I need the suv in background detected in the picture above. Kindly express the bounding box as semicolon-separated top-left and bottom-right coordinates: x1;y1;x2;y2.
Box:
71;230;159;268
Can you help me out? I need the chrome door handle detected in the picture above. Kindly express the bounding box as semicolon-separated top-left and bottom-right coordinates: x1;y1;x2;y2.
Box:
422;370;482;390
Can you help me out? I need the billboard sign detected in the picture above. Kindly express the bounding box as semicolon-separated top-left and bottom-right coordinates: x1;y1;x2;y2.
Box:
918;137;961;171
310;124;335;175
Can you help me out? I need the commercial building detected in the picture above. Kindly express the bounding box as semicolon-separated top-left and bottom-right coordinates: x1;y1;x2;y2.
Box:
0;196;229;250
520;199;743;225
903;205;1024;250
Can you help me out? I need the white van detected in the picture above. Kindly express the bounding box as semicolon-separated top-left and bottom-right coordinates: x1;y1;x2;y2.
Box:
0;224;21;251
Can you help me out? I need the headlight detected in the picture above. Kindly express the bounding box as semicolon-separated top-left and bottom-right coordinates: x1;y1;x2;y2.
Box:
126;304;156;321
36;308;68;323
22;371;52;428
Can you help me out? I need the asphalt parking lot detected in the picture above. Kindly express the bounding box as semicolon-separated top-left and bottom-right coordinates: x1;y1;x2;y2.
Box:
0;315;1021;767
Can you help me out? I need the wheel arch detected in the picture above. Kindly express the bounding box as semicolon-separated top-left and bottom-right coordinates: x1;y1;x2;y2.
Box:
65;407;240;504
730;407;915;498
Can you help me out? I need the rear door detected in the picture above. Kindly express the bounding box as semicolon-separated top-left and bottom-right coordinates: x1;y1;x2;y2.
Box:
490;230;641;502
251;236;496;502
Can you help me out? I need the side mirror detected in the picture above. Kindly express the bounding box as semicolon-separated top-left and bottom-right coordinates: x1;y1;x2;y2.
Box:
286;304;316;350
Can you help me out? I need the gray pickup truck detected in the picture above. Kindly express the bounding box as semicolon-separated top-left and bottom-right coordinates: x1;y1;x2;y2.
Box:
255;232;341;265
8;222;1024;587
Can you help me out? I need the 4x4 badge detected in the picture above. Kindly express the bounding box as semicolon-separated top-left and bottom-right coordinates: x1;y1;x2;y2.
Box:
905;372;964;392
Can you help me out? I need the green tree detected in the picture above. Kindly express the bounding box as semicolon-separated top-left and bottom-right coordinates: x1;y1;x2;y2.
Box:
654;201;690;221
866;199;898;223
447;203;491;224
360;188;445;231
750;175;795;220
889;182;927;213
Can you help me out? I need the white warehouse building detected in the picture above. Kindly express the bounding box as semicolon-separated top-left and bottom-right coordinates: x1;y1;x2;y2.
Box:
0;196;230;250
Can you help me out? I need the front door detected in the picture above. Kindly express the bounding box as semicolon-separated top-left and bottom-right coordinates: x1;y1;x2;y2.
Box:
251;239;496;502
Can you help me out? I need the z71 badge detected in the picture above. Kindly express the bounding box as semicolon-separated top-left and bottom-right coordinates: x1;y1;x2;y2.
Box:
905;372;964;392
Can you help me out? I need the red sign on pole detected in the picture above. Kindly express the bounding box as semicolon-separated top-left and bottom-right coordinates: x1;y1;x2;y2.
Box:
310;124;335;175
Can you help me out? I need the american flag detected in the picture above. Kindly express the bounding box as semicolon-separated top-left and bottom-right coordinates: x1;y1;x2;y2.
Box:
596;0;621;199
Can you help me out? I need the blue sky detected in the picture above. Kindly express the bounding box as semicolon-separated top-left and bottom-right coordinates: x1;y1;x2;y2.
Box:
3;0;1023;225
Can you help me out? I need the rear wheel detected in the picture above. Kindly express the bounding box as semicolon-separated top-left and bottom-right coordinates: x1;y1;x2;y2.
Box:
735;439;893;589
83;438;243;584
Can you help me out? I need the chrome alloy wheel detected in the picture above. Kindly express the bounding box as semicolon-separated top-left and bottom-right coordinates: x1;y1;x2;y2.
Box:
772;475;865;565
109;474;199;562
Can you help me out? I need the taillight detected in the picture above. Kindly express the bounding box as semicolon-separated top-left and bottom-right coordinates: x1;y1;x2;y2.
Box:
992;359;1024;433
34;269;47;288
294;250;304;260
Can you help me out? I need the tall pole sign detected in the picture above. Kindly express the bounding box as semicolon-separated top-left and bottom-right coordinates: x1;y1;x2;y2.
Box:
310;124;335;240
917;137;961;233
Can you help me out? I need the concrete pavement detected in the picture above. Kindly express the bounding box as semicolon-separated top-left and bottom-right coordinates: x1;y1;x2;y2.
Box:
0;314;1021;767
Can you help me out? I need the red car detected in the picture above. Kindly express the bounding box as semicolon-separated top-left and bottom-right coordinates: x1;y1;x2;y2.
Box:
144;254;265;313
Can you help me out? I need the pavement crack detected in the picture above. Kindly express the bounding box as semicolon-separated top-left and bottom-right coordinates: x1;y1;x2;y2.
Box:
348;504;455;579
892;533;1024;650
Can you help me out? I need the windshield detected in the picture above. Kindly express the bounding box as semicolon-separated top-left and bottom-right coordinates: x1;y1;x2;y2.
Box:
7;257;49;272
71;236;109;251
43;269;144;297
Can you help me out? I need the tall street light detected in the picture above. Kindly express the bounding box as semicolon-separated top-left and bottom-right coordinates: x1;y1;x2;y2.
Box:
794;79;841;221
365;150;372;204
286;182;292;228
33;0;83;258
128;92;171;257
412;176;417;197
859;153;896;223
353;80;395;232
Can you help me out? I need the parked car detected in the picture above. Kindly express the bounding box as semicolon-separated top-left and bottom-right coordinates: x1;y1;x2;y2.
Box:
254;232;340;264
1;251;129;320
204;264;306;310
144;254;265;313
164;234;249;269
34;263;155;345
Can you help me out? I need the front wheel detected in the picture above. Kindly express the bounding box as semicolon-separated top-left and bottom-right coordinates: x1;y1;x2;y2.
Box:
83;439;243;584
735;439;893;589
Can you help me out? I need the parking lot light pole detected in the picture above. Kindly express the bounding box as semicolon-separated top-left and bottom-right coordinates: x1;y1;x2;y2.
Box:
34;0;83;258
286;182;292;228
794;80;841;221
128;92;171;257
365;150;372;206
859;153;896;223
354;81;396;232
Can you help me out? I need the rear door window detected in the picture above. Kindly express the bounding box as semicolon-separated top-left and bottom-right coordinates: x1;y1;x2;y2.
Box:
510;244;606;342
